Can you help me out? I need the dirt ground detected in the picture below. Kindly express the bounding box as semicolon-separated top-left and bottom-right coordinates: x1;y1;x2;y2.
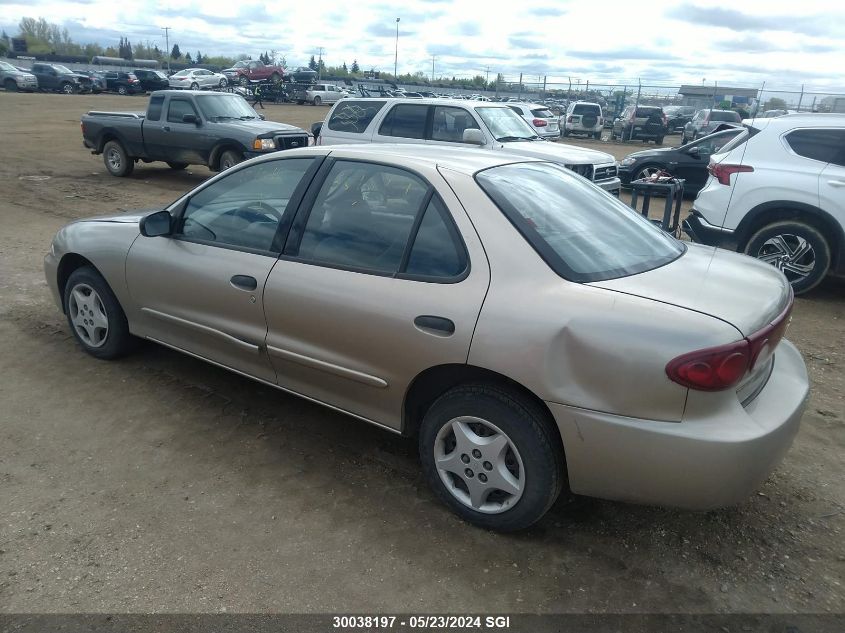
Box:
0;92;843;616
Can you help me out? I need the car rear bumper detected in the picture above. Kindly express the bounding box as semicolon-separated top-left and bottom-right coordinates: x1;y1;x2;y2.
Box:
683;210;739;249
547;339;808;509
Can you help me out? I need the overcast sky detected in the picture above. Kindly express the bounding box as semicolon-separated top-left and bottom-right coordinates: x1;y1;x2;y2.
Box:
2;0;844;91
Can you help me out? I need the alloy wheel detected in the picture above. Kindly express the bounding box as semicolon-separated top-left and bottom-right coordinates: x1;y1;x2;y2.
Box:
636;166;662;180
68;283;109;348
106;147;122;172
756;234;815;282
433;416;525;514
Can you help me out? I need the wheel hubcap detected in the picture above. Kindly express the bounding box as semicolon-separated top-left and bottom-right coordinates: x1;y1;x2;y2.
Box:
434;416;525;514
757;234;815;281
107;149;121;171
68;283;109;348
638;167;660;179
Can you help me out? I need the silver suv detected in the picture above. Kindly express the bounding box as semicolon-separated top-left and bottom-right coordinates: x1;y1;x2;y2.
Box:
682;109;742;143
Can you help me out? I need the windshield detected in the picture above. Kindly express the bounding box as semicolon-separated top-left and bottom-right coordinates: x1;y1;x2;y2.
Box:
153;71;167;79
195;94;259;120
476;162;684;282
173;69;189;76
53;65;72;73
476;107;540;141
0;61;16;71
709;111;741;122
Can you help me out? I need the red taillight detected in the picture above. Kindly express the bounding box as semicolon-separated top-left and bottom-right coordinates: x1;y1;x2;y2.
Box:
662;114;668;126
666;295;793;391
708;162;754;185
533;118;548;127
567;115;575;122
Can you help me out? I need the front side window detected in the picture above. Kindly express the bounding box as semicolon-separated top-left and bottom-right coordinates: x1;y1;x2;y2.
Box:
195;94;258;120
178;158;314;252
431;106;480;143
785;129;845;164
327;100;386;133
294;161;428;273
476;107;538;141
378;104;428;139
476;162;684;283
167;99;198;123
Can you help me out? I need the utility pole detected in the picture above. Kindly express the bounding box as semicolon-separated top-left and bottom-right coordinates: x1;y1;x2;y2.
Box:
431;56;435;82
317;46;324;80
394;17;400;79
485;65;490;86
161;26;171;74
797;84;804;112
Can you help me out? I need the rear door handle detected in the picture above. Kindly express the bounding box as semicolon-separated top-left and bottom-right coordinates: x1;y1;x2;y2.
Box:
414;315;455;336
163;126;171;132
230;275;257;291
828;180;845;187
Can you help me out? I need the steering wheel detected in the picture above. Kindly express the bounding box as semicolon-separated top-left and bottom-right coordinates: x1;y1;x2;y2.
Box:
234;201;282;223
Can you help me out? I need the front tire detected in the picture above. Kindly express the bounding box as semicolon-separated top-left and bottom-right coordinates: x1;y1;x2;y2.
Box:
239;76;249;87
64;266;131;360
102;140;134;177
117;85;127;95
60;82;75;95
219;78;227;88
419;385;565;532
190;82;200;90
219;149;242;171
4;78;18;92
593;131;601;140
744;221;831;295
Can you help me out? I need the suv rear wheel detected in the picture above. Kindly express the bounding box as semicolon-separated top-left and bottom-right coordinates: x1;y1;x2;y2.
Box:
744;220;831;294
419;384;565;531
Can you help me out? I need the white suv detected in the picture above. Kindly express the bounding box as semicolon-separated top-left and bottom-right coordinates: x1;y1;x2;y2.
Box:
686;114;845;293
563;102;604;139
505;103;560;139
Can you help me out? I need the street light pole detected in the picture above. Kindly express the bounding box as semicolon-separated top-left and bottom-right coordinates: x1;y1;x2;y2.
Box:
161;26;171;74
394;17;400;79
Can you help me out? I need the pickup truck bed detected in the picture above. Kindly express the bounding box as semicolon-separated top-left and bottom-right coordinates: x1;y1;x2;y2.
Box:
82;90;310;177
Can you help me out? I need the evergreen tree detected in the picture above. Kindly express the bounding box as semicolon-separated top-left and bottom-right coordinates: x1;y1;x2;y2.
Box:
195;51;203;63
171;43;181;59
185;52;192;63
350;59;359;73
342;61;348;73
308;55;317;71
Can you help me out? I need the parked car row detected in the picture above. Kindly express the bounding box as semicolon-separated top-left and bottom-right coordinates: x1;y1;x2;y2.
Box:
1;62;177;95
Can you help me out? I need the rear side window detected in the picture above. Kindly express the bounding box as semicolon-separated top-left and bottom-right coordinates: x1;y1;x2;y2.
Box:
378;104;428;139
476;162;684;283
531;108;554;118
404;198;467;279
786;129;845;164
147;95;165;121
326;100;386;133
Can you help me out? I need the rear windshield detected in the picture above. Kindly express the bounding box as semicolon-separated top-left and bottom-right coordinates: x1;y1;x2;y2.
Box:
327;100;386;133
573;104;601;115
635;107;662;117
709;111;741;122
476;162;684;283
531;108;554;118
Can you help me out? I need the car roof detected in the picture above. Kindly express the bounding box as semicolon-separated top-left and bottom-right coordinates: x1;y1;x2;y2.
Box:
338;97;511;109
251;144;539;176
749;113;845;129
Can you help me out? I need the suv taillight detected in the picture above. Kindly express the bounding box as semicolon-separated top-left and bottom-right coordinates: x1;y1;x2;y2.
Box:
708;162;754;185
567;115;575;122
666;298;792;391
533;118;548;127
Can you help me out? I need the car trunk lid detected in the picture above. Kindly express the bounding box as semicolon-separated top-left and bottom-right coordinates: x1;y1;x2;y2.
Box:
589;243;792;337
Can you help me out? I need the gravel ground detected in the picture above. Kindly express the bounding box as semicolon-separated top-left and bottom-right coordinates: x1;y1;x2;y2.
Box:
0;92;842;616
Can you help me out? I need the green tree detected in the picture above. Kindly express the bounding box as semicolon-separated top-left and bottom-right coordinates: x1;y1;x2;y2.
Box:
350;59;360;73
763;97;787;110
185;52;192;63
308;55;317;71
171;43;181;60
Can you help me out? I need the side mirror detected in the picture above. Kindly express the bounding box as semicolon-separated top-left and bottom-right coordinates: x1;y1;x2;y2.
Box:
310;122;323;138
462;128;485;145
139;210;172;237
687;146;701;157
182;113;199;125
258;113;266;120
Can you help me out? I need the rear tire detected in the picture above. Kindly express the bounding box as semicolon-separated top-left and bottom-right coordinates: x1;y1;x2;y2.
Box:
271;72;281;83
167;162;188;170
419;384;565;532
102;140;134;177
60;82;75;95
744;220;831;295
117;85;127;95
190;82;200;90
313;95;321;106
239;76;249;87
219;149;242;171
655;136;664;145
63;266;131;360
593;131;601;140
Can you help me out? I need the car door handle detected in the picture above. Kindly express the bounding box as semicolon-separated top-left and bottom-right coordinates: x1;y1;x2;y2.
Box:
414;315;455;336
230;275;258;291
163;126;171;132
828;180;845;187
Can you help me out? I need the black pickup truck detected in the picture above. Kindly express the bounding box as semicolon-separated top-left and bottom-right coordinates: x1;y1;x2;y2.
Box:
81;90;311;176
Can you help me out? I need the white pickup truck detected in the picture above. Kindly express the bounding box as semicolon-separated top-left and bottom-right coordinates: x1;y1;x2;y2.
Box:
312;98;620;194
